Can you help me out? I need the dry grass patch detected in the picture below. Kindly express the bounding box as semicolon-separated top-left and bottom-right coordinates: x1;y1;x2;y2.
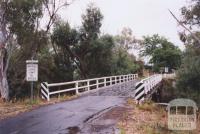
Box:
0;95;77;120
118;99;200;134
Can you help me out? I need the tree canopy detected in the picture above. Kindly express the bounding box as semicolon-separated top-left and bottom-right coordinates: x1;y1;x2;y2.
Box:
51;5;140;80
181;0;200;27
176;0;200;96
140;34;182;72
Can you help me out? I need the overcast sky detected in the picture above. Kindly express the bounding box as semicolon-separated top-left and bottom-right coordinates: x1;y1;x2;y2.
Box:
56;0;189;50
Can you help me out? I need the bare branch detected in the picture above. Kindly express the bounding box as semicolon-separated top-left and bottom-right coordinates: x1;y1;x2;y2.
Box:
168;9;200;45
44;0;77;32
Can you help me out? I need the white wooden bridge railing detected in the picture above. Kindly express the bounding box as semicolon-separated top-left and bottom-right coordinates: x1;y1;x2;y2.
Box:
135;74;163;102
162;73;176;79
41;74;138;101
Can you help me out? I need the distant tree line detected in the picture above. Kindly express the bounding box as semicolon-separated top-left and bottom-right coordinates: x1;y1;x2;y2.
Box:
0;1;141;100
140;34;182;72
0;0;185;101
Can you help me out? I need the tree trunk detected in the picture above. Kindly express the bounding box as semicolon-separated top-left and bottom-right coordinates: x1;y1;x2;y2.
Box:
0;1;9;101
0;73;9;101
0;48;9;101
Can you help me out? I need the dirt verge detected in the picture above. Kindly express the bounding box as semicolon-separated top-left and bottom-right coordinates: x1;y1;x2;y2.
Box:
118;99;200;134
0;95;77;120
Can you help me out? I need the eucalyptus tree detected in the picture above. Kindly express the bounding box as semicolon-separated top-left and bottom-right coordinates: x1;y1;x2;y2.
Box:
176;0;200;97
169;0;200;45
0;0;73;100
114;27;140;50
52;4;104;79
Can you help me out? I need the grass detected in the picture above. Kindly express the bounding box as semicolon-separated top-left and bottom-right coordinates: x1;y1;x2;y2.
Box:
0;94;77;120
137;101;157;112
118;99;200;134
119;127;126;134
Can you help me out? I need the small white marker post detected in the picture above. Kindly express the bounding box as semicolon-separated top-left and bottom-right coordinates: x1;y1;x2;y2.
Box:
26;60;38;103
165;67;169;73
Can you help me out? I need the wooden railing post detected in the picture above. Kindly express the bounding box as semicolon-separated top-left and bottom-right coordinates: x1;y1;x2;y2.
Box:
87;80;90;91
47;83;50;101
96;79;99;89
104;78;106;87
75;82;79;94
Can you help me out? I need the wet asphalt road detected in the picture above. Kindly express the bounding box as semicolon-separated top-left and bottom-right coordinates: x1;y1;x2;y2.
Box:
0;81;136;134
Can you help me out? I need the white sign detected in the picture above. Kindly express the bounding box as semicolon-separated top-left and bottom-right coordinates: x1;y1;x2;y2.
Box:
165;67;169;73
167;99;197;130
26;60;38;81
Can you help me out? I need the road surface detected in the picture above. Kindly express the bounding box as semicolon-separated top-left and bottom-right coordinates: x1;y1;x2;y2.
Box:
0;81;136;134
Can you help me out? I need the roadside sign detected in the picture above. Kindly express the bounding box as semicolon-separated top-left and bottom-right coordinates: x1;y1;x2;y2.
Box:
26;60;38;81
26;60;38;103
165;67;169;73
167;99;197;130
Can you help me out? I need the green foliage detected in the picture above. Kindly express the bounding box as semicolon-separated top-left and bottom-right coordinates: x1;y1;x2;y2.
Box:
51;4;105;79
51;4;141;79
4;0;69;99
3;0;44;52
80;3;103;41
141;34;167;56
176;1;200;104
52;22;78;47
176;46;200;92
4;2;142;99
77;4;104;78
141;34;182;72
4;0;46;99
112;46;140;75
86;35;114;77
51;22;78;82
151;46;182;71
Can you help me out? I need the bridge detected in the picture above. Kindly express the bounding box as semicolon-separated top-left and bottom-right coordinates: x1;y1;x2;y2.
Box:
0;73;171;134
41;73;169;103
41;74;138;101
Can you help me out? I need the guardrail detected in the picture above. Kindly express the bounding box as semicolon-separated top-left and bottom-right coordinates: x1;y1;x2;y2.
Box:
162;73;176;79
135;74;162;102
41;74;138;101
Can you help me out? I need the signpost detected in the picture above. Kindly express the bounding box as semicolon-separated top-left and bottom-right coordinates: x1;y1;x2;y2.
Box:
165;67;169;73
26;60;38;102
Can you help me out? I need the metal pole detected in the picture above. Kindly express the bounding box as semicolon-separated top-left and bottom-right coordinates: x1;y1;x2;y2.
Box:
31;57;33;103
31;81;33;102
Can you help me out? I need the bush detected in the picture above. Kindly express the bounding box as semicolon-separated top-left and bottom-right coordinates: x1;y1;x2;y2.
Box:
176;46;200;105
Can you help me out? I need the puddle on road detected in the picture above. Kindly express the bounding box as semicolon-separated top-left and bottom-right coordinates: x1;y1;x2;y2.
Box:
84;106;114;123
80;106;130;134
61;82;137;134
67;126;80;134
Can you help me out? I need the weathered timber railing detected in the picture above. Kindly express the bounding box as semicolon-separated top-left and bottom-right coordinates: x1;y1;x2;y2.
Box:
162;73;176;79
41;74;138;101
135;74;162;102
